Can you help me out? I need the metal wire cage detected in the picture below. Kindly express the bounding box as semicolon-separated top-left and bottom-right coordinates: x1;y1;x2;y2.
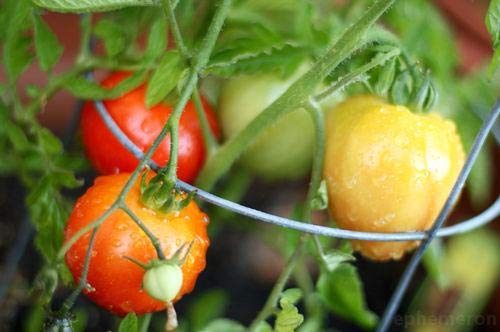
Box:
93;93;500;331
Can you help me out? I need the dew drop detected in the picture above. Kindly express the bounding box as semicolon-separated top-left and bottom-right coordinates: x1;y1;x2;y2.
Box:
112;239;122;248
117;223;127;231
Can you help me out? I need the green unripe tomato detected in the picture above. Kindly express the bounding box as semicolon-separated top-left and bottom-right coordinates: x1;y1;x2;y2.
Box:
218;68;315;181
143;263;183;303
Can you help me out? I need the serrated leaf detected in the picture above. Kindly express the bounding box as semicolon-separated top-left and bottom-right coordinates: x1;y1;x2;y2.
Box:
200;319;246;332
3;0;33;83
94;19;127;57
206;44;307;78
275;301;304;332
188;289;228;332
422;240;449;290
322;250;355;272
317;264;377;329
280;288;303;306
146;51;184;108
63;71;146;100
33;13;63;71
32;0;156;13
144;16;168;61
118;313;138;332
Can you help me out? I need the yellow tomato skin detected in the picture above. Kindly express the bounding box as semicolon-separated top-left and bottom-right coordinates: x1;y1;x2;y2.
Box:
324;96;465;260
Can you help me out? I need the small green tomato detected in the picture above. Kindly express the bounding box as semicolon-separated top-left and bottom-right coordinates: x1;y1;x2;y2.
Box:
143;263;183;303
218;66;315;181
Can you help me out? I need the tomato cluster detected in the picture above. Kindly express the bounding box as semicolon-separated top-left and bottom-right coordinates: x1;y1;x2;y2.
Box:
66;69;465;317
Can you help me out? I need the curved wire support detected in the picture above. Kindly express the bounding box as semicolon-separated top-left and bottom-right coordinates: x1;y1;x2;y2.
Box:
93;99;500;242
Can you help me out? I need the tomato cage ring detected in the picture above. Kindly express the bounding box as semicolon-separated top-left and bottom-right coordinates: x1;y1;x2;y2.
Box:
93;99;500;243
94;96;499;332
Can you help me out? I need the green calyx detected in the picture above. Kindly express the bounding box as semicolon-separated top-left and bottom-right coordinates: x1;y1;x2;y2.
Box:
140;169;195;213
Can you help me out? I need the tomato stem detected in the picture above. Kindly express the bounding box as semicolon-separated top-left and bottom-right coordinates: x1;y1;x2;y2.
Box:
192;87;219;155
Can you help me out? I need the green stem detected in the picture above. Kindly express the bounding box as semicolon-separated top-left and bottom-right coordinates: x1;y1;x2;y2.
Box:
120;205;166;260
192;87;218;155
59;228;98;316
248;97;327;330
196;0;396;191
248;238;306;331
162;0;190;60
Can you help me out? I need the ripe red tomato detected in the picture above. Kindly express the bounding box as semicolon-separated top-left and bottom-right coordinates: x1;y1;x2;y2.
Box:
81;72;220;183
64;173;210;316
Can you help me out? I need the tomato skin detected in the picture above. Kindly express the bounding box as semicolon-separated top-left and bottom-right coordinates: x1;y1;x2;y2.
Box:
218;70;315;181
64;173;209;316
81;72;220;183
324;96;465;261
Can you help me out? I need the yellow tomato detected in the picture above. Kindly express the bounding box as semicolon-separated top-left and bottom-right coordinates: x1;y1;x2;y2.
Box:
324;96;465;260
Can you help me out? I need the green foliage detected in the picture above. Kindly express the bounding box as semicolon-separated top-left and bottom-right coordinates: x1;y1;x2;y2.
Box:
200;319;246;332
118;313;138;332
187;289;229;331
33;0;157;13
486;0;500;76
33;13;64;71
94;19;128;57
317;264;378;329
274;288;304;332
422;240;450;290
3;0;33;83
146;50;186;108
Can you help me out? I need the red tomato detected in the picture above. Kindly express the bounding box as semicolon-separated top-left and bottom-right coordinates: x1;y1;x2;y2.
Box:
81;72;219;183
64;173;210;316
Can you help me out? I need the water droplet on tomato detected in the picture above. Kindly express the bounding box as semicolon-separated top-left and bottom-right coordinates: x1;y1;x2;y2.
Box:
112;239;122;247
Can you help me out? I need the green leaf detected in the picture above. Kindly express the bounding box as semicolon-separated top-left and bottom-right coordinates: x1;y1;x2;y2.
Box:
3;0;33;83
118;313;138;332
254;321;273;332
321;250;355;272
32;13;63;71
27;176;68;262
422;240;449;290
187;289;229;332
275;301;304;332
317;264;378;329
280;288;303;306
94;19;127;57
206;44;307;78
144;16;168;61
145;51;184;108
36;127;63;155
486;0;500;77
64;71;146;100
200;319;246;332
6;124;31;152
32;0;156;13
486;0;499;47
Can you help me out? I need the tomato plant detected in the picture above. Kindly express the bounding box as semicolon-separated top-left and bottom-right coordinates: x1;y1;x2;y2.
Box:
324;95;465;260
64;172;209;316
0;0;498;331
81;72;220;183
